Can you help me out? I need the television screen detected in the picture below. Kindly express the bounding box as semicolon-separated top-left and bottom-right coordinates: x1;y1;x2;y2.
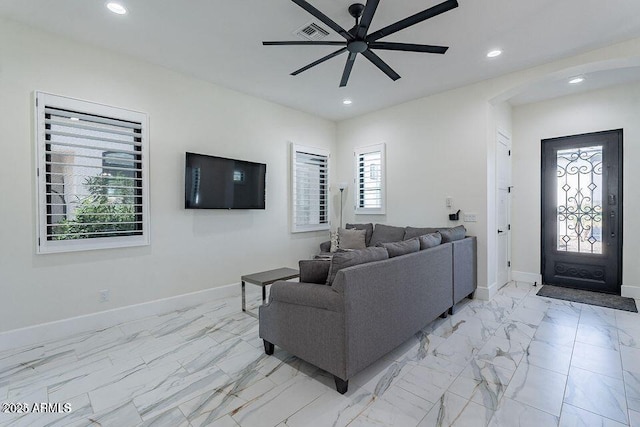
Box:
185;152;266;209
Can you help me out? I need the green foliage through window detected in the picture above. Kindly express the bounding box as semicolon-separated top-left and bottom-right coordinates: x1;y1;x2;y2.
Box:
52;174;139;240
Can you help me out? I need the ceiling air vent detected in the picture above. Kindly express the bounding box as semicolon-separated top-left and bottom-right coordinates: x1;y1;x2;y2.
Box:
293;21;330;41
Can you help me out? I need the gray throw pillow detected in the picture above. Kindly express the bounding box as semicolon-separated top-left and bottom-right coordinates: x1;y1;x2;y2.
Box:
370;224;406;246
338;228;367;250
404;226;439;240
377;238;420;258
326;247;389;285
419;232;442;249
346;223;374;246
299;259;331;284
439;225;467;243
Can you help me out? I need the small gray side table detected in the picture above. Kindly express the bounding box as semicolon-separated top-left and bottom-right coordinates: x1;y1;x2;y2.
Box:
241;267;299;318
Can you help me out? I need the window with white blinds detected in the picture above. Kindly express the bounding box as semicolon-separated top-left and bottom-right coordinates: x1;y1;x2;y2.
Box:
355;143;386;215
35;92;150;253
291;144;330;233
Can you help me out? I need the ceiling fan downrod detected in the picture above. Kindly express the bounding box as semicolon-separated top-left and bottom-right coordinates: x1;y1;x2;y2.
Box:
348;3;365;25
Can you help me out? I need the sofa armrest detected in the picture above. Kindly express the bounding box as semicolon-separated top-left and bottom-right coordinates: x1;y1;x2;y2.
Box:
269;281;342;312
452;236;477;303
319;240;331;253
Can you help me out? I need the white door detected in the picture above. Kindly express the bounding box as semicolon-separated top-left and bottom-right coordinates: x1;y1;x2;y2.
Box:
496;131;512;288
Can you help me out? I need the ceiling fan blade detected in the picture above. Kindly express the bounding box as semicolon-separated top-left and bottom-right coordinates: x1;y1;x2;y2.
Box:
356;0;380;39
291;47;348;76
340;52;358;87
369;42;449;54
362;50;401;81
366;0;459;42
291;0;354;41
263;41;347;46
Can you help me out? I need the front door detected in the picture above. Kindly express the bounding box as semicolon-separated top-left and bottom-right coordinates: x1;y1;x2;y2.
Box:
541;129;622;294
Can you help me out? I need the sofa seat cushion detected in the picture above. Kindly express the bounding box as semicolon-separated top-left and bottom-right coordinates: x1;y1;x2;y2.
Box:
404;227;439;240
370;224;405;246
299;259;332;284
439;225;467;243
346;223;374;247
377;238;420;258
326;247;389;285
419;232;442;249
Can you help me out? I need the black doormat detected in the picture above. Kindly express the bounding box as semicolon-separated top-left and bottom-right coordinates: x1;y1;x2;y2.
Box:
536;285;638;313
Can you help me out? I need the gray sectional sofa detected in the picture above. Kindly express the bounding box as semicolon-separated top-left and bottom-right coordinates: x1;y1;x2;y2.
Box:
259;224;477;394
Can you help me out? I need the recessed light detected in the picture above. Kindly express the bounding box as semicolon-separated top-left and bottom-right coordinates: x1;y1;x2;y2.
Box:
569;77;585;84
487;49;502;58
106;2;127;15
343;99;352;105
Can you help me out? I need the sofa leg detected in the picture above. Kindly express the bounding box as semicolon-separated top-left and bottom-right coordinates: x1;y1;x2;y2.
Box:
468;291;474;300
440;310;448;319
263;340;274;355
449;306;455;315
334;376;348;394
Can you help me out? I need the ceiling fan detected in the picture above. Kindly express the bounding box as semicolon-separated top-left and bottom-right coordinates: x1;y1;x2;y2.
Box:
263;0;459;87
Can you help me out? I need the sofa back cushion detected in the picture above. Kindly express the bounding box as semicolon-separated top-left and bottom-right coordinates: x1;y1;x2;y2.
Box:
346;223;374;246
377;238;420;258
370;224;405;246
338;227;367;250
419;232;442;249
299;259;331;284
404;226;439;240
326;247;389;285
439;225;467;243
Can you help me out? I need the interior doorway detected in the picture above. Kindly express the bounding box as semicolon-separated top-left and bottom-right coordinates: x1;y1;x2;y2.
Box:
541;129;623;294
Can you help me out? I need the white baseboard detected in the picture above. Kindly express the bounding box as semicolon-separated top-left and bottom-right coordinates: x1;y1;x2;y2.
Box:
512;271;542;285
622;285;640;300
475;282;497;301
0;283;240;353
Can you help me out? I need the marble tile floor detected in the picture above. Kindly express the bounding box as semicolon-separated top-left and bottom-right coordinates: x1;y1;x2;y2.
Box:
1;282;640;426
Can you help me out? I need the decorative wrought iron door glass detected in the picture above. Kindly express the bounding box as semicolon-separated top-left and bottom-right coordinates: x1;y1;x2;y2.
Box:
556;145;603;254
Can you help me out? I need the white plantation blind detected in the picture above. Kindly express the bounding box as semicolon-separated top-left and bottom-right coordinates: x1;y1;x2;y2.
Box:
355;143;385;215
35;92;150;253
291;144;330;233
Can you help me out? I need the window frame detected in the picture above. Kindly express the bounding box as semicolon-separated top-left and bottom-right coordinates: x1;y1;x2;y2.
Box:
290;143;330;233
354;143;386;215
34;91;150;254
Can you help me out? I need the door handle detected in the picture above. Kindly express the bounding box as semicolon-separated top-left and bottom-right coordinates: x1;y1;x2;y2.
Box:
498;229;504;234
611;211;616;238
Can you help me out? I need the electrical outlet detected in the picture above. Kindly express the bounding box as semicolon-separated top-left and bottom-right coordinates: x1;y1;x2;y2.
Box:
463;213;478;222
446;197;452;207
99;289;110;303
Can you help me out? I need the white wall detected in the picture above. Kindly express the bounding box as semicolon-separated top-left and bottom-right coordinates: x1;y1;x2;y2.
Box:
512;82;640;297
337;86;491;290
0;19;336;332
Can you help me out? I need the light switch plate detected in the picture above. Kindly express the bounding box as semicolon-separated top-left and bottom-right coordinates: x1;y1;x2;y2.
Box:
463;213;478;222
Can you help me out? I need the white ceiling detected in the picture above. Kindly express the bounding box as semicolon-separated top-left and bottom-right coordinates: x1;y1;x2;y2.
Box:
2;0;640;120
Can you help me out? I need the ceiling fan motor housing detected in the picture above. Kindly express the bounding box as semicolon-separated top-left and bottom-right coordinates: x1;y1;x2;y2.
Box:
348;40;368;53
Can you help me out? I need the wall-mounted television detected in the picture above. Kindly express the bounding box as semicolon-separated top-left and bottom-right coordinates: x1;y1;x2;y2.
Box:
185;152;266;209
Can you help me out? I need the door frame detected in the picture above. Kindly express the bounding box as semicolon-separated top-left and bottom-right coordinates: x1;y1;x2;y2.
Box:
540;129;623;294
496;129;512;289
